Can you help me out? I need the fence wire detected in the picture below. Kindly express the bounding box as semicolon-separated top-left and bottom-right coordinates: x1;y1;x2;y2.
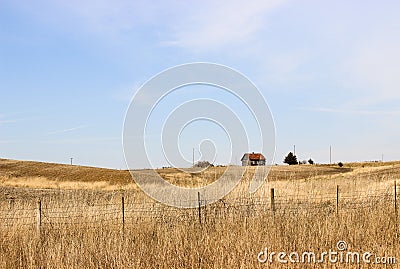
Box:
0;185;398;229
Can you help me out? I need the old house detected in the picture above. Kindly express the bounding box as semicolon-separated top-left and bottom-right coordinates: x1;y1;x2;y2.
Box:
241;152;266;166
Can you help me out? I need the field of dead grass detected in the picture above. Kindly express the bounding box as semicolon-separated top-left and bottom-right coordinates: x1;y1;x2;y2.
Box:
0;158;399;268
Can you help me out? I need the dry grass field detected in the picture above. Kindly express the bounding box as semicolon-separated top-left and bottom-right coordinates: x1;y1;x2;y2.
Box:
0;158;399;268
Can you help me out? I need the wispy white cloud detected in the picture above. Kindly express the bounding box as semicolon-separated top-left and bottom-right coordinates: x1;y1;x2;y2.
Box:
0;139;23;144
0;119;17;124
112;80;144;103
327;7;400;105
12;0;286;50
7;0;162;40
44;136;120;144
53;0;159;34
343;40;400;104
0;114;22;125
47;125;86;136
165;0;286;51
301;107;400;116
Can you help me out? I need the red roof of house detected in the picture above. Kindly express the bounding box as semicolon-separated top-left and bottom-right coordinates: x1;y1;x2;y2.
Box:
241;153;266;161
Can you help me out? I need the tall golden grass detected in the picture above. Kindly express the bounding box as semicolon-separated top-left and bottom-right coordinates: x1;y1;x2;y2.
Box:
0;159;399;268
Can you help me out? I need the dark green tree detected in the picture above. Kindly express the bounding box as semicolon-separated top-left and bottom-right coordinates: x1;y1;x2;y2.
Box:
308;158;314;165
338;162;343;167
284;152;298;165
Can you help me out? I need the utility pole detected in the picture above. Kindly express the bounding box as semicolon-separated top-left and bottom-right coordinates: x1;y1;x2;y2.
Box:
192;148;194;167
382;154;384;162
70;158;73;165
294;145;296;156
329;146;332;165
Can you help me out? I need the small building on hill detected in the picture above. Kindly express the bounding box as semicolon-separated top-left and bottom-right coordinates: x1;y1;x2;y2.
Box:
241;152;266;166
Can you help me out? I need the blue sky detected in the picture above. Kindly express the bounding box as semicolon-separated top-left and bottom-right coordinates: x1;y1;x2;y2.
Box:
1;1;399;169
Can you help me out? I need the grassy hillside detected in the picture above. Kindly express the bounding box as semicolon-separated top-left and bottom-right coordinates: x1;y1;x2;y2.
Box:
1;158;400;191
0;159;134;190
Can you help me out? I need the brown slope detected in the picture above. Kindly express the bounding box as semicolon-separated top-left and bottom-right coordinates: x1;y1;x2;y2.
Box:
0;158;132;185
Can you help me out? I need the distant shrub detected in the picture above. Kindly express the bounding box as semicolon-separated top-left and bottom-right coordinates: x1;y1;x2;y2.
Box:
194;161;214;168
338;162;344;167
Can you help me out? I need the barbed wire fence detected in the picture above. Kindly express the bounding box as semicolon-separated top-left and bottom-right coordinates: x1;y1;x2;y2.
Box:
0;181;398;235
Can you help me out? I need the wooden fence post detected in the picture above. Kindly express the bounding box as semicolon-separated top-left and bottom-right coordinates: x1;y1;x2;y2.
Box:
198;192;201;224
36;199;41;236
204;198;207;224
270;188;275;213
336;185;339;216
395;181;397;221
121;194;125;230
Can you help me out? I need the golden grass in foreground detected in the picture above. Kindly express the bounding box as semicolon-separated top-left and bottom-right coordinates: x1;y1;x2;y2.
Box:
0;191;398;268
